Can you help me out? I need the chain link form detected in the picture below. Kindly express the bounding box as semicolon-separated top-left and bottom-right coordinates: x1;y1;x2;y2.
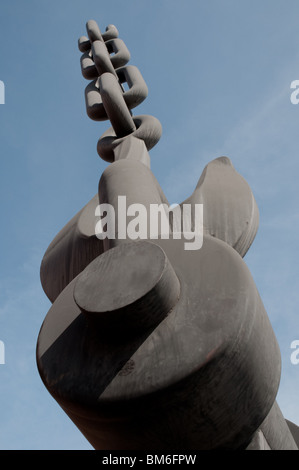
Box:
78;20;162;162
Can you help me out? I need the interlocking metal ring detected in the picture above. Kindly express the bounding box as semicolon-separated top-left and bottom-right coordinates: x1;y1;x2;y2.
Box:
78;24;119;52
78;20;162;162
85;65;148;121
97;114;162;162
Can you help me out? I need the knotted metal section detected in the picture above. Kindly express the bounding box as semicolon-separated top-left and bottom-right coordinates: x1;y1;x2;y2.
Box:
78;20;162;162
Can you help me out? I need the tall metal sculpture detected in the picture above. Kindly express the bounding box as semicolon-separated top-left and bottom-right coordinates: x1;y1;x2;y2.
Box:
36;19;299;450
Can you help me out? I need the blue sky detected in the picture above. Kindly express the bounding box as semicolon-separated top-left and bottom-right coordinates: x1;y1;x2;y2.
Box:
0;0;298;450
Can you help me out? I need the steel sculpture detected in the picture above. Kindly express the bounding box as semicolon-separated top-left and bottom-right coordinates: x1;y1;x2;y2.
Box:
37;19;299;450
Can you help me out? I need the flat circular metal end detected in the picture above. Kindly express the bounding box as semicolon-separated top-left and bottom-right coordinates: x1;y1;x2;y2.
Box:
73;240;180;332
